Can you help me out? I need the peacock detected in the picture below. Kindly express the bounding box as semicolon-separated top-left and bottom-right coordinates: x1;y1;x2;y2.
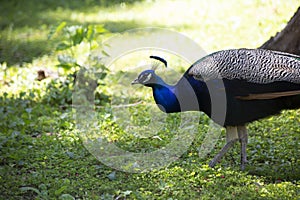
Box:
131;48;300;170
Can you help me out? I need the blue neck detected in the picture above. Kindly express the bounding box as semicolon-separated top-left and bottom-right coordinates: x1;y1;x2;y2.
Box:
150;75;210;114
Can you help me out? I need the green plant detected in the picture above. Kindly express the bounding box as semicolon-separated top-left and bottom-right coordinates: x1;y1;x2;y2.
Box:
49;22;108;72
20;183;76;200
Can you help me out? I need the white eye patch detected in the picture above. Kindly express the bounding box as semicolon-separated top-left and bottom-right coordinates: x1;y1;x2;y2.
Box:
142;73;152;83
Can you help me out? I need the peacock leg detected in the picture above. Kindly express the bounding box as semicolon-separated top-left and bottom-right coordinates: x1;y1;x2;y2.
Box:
237;125;248;170
209;126;239;167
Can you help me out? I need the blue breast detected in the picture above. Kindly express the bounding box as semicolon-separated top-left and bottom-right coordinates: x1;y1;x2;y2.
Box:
152;85;181;113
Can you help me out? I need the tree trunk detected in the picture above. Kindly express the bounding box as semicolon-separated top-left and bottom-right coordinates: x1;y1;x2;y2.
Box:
260;7;300;55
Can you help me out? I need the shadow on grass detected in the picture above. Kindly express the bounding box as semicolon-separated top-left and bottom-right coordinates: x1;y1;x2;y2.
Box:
0;37;57;66
0;0;144;29
0;0;146;66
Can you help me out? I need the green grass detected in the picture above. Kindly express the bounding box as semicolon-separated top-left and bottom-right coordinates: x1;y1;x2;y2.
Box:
0;0;300;199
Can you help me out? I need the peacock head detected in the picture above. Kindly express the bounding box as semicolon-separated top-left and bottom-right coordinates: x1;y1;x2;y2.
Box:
131;56;167;87
131;69;158;86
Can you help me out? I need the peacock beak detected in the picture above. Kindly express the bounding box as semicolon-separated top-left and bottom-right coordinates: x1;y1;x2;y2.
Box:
131;78;140;85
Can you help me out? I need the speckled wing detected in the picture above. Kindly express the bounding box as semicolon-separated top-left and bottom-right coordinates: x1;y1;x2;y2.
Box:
188;48;300;84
